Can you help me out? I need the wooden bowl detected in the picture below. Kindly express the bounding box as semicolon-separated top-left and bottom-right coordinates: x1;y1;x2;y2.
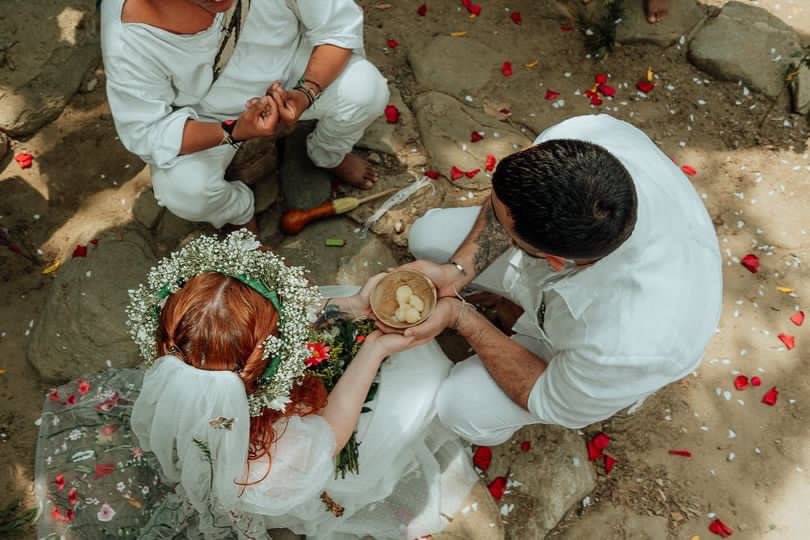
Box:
370;270;438;330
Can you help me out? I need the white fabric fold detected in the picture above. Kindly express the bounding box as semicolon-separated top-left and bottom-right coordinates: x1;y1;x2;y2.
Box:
131;356;251;513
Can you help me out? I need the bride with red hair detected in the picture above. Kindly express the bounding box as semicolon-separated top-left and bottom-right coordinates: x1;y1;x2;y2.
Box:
34;232;477;540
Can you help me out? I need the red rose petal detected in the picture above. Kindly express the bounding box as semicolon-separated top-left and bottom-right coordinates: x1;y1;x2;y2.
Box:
750;376;762;387
464;168;480;179
501;61;513;77
597;83;616;97
520;440;531;452
54;473;65;491
560;23;574;32
544;89;560;101
708;518;734;537
14;152;34;169
450;166;464;181
595;73;608;85
740;253;760;273
77;379;91;395
587;432;610;461
417;3;427;16
778;333;795;350
485;154;497;172
473;446;492;471
668;449;692;457
487;476;507;501
66;394;77;406
636;80;655;94
386;38;399;49
384;104;400;124
510;11;522;25
790;311;805;327
733;375;749;391
72;244;88;258
470;131;484;143
589;93;603;106
762;386;779;406
94;463;115;479
424;170;440;180
461;0;482;16
68;487;79;507
681;165;698;176
49;389;61;402
603;454;616;474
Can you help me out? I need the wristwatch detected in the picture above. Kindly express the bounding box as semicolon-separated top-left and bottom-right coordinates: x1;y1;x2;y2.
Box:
220;119;241;148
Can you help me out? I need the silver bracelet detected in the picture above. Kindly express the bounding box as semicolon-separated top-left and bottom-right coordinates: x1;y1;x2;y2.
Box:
448;260;467;276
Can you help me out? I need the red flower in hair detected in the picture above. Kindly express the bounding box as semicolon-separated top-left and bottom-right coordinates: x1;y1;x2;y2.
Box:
306;342;331;367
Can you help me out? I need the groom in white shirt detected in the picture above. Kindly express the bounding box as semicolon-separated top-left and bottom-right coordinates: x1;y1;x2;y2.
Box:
399;115;722;446
101;0;388;230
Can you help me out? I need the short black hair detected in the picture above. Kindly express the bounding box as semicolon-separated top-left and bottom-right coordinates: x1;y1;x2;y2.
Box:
492;139;637;260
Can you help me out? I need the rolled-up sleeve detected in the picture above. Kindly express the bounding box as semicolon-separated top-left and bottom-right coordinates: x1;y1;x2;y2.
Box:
105;53;197;168
528;350;649;429
296;0;364;52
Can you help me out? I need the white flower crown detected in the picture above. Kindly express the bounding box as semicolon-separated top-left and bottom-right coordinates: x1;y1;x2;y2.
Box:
125;230;322;415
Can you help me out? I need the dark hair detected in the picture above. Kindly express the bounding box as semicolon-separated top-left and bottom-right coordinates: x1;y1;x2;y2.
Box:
491;139;637;260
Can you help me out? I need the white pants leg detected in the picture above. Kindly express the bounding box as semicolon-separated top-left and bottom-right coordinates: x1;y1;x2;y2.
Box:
298;55;389;168
409;207;549;445
150;144;255;228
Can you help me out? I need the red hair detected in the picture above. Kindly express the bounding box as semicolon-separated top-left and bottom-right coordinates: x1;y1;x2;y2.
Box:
157;272;328;474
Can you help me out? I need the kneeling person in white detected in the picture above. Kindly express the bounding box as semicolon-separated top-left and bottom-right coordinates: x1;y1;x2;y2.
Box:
403;115;722;446
101;0;388;229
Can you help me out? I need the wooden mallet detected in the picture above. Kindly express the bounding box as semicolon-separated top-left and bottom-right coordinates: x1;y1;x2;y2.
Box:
280;188;398;235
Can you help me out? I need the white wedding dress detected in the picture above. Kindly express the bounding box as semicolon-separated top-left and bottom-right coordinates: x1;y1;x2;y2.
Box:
34;287;478;540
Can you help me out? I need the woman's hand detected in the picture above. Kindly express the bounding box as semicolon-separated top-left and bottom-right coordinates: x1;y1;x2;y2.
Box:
362;330;427;359
232;96;280;141
342;273;387;320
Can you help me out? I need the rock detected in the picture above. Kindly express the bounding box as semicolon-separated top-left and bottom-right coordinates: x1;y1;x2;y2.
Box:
790;63;810;115
409;36;502;99
28;227;156;382
688;2;801;97
0;132;8;162
0;0;100;136
280;122;332;210
155;211;204;251
132;188;164;230
335;234;398;286
225;137;279;186
436;482;505;540
557;506;669;540
616;0;705;47
253;173;280;214
413;92;533;190
489;424;595;539
358;84;424;166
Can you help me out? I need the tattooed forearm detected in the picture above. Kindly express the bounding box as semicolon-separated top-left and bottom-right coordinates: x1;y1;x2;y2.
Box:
472;203;512;273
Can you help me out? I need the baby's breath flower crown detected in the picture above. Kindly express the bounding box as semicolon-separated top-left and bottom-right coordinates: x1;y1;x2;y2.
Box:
125;230;321;415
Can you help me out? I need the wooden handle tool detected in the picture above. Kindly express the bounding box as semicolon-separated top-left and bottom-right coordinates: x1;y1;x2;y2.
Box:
280;188;398;235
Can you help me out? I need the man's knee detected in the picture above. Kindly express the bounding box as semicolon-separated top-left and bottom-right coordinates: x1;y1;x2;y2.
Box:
151;167;224;224
339;59;389;121
437;389;516;446
408;211;448;262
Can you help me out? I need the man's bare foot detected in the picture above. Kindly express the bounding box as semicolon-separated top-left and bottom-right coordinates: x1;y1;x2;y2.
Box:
644;0;669;23
328;153;378;190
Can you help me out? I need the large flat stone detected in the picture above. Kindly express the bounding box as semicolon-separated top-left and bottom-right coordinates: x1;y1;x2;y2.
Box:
28;227;156;382
487;424;595;539
436;481;505;540
409;36;502;99
0;0;100;136
616;0;705;47
132;187;163;230
688;2;801;97
557;506;669;540
358;84;424;165
280;122;332;210
413;92;533;190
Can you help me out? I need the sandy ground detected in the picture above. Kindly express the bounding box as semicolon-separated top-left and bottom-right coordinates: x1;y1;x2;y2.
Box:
2;0;810;538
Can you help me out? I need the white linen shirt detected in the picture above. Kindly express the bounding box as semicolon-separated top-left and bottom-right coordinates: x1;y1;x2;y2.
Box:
100;0;364;168
509;115;722;429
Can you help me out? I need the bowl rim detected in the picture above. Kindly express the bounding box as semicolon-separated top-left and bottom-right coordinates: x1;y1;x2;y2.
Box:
370;270;438;329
